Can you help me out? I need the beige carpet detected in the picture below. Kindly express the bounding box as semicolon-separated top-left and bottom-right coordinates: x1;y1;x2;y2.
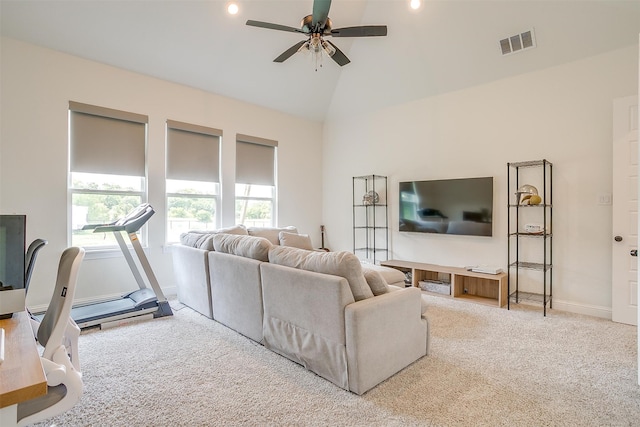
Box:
34;296;639;426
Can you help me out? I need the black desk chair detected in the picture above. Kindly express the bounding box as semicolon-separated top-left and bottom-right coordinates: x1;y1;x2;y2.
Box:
25;238;48;294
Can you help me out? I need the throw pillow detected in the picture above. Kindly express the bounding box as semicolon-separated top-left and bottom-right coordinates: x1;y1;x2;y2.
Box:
212;234;272;262
279;231;314;250
362;269;389;296
247;226;298;245
268;246;374;301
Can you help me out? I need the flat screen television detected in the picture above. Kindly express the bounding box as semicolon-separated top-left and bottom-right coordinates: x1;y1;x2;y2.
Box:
399;177;493;236
0;215;26;288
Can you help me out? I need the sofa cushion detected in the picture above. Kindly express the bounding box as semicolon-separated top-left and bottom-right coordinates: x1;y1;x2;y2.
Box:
180;225;248;250
279;231;314;250
247;226;298;245
268;246;374;301
361;264;407;287
362;269;389;296
179;231;211;248
212;234;272;262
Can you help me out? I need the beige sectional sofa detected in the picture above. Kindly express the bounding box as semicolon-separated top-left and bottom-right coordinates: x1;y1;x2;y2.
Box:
171;225;429;395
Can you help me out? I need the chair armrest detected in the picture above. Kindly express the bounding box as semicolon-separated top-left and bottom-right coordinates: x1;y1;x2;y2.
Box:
64;318;81;372
41;355;66;386
345;287;428;395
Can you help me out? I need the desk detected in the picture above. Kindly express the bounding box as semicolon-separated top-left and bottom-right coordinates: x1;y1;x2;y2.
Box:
0;311;47;426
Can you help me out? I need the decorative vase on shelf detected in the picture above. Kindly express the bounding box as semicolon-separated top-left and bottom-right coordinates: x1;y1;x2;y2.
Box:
362;191;380;205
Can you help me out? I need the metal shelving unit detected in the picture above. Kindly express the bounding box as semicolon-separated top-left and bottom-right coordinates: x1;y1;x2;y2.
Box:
353;175;388;265
507;160;553;315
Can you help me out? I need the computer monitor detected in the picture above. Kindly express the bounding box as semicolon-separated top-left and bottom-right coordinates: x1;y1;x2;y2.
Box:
0;215;26;289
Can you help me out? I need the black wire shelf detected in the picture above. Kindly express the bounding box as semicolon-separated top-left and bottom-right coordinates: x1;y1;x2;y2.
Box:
509;261;552;271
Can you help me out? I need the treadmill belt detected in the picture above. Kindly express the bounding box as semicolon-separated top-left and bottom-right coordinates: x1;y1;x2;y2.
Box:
71;298;138;324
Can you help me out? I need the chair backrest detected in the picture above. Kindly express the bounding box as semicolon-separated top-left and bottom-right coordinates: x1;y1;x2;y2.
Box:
25;238;48;294
38;247;85;360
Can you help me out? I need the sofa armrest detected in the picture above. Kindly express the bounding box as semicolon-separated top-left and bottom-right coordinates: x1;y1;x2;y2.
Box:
345;286;428;395
171;244;212;318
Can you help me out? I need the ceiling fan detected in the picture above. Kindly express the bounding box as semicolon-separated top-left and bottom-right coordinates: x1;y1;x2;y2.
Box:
246;0;387;67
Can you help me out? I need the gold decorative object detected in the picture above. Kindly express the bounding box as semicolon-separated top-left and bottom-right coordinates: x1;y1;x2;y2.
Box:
515;184;538;205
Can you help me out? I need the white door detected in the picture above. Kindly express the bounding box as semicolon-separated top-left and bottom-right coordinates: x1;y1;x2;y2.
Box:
612;95;638;325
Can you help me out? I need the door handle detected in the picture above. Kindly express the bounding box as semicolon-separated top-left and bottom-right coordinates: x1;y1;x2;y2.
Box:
631;249;638;257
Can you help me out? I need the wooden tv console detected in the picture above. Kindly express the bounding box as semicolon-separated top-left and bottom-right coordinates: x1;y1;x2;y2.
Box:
380;260;507;308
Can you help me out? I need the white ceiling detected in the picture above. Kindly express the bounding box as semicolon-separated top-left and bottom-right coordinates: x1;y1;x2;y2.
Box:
1;0;639;122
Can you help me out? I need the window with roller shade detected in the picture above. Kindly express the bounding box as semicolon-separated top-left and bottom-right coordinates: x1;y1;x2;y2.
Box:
235;134;277;227
68;101;148;248
166;120;221;243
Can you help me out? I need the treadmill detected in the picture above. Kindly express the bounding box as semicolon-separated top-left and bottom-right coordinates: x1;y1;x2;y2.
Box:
71;203;173;328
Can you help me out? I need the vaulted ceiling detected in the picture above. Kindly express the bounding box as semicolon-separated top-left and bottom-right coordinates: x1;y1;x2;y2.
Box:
2;1;639;122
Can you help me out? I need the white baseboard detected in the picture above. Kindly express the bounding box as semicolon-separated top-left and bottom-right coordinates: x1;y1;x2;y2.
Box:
551;299;612;320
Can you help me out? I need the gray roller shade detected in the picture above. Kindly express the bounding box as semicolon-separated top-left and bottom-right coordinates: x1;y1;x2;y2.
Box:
166;120;221;182
69;101;147;176
236;134;278;186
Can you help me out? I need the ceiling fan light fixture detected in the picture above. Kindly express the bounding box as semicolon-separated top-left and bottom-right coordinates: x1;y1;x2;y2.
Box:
321;40;336;57
310;35;323;53
298;41;311;53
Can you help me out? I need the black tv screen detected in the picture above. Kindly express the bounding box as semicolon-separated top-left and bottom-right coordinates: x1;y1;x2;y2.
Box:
399;177;493;236
0;215;26;288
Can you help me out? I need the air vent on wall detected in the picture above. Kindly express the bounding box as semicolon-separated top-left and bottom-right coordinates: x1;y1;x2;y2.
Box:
500;29;536;56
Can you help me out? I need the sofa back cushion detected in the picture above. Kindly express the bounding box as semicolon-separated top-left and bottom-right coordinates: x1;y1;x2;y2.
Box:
180;231;212;248
180;225;248;250
268;246;374;301
279;231;314;250
212;234;272;262
247;226;298;245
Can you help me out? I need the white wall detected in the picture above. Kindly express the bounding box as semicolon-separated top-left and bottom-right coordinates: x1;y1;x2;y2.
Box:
322;45;639;318
0;37;323;309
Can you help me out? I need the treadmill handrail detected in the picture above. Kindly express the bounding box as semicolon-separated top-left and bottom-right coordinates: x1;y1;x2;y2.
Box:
87;204;155;234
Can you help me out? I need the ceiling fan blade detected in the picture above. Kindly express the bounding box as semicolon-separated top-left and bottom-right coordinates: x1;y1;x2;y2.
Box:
330;25;388;37
312;0;332;29
246;20;305;34
325;40;350;66
274;40;308;63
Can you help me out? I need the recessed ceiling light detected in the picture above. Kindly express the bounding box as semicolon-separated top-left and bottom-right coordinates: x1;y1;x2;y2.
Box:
227;2;239;15
410;0;421;10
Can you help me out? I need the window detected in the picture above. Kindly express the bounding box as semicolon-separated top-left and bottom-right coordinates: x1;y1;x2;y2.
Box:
69;102;148;248
235;134;277;227
166;120;221;243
